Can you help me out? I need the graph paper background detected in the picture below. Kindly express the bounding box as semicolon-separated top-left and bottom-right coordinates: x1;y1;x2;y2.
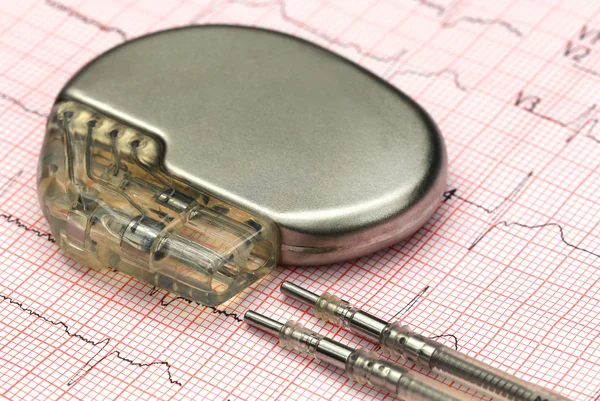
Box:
0;0;599;400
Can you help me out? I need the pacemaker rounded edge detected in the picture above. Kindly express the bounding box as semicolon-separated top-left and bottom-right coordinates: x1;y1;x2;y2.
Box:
51;24;447;266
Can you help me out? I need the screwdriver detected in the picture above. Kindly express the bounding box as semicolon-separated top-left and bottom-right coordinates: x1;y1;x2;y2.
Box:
280;281;573;401
245;311;475;401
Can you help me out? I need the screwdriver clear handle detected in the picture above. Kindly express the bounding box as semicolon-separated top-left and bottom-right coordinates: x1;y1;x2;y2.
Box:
245;312;472;401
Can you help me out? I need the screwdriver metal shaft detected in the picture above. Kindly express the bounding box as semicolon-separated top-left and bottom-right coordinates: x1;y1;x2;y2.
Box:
280;281;573;401
245;311;473;401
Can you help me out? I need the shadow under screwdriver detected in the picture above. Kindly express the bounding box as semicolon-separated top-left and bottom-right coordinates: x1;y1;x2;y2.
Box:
245;311;474;401
280;281;573;401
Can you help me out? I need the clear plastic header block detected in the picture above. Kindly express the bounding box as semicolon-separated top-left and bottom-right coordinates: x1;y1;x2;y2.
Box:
37;101;278;306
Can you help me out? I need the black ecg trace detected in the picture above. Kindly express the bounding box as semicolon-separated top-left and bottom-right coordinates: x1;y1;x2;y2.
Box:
45;0;128;42
0;92;48;118
388;68;467;91
193;0;469;90
211;0;409;64
374;285;460;351
0;293;182;386
442;16;523;37
391;285;430;320
0;213;56;243
0;287;245;388
515;91;600;143
151;288;243;323
444;173;600;259
411;0;523;36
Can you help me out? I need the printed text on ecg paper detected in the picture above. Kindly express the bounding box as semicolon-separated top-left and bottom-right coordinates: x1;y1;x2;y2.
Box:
0;0;599;400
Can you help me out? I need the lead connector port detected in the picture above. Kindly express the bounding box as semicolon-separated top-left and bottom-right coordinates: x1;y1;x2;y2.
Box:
37;101;278;305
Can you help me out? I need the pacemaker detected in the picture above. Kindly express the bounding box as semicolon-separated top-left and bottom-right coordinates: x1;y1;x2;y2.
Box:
37;25;447;305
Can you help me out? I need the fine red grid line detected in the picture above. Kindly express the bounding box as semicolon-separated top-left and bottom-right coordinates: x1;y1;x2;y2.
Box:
266;0;488;397
448;0;600;342
276;0;596;394
29;2;194;400
407;0;578;345
250;2;429;397
1;0;600;400
484;6;600;389
314;0;533;347
217;4;342;399
0;0;180;399
162;5;335;399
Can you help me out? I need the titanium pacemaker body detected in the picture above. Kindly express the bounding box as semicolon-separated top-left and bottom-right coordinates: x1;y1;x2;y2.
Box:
281;281;573;401
37;25;447;305
244;311;471;401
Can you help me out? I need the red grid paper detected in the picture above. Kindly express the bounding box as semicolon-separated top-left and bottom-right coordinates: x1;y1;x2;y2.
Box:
0;0;599;400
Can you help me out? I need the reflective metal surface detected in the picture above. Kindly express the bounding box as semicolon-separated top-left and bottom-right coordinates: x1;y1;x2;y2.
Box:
280;281;320;305
245;311;470;401
62;25;447;264
280;281;575;401
244;311;284;338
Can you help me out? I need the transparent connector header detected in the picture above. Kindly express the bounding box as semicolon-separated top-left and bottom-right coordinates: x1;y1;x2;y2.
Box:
37;101;278;306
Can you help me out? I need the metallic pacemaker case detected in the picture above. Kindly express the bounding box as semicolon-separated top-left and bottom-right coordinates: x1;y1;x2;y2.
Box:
38;25;446;304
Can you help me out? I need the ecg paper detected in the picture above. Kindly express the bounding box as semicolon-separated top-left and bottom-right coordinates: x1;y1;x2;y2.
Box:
0;0;599;400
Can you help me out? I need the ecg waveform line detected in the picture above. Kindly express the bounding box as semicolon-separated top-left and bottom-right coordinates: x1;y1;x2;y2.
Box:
457;172;532;251
204;0;471;90
0;274;248;388
150;288;243;323
444;174;600;259
0;172;56;243
0;293;182;386
0;213;55;243
373;285;460;351
442;16;523;37
573;63;600;80
476;221;600;258
388;68;467;91
0;92;48;118
408;0;523;37
515;91;600;143
1;1;599;399
430;333;460;350
211;0;411;64
44;0;128;42
444;172;533;216
411;0;445;15
391;285;430;320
